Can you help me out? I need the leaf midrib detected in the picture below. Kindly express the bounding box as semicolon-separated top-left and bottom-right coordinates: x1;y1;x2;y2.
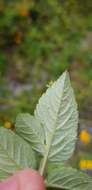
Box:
40;75;65;175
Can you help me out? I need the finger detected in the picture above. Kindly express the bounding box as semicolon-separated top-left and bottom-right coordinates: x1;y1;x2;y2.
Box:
0;169;45;190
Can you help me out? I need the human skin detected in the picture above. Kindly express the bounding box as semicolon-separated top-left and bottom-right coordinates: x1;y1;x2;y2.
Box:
0;169;45;190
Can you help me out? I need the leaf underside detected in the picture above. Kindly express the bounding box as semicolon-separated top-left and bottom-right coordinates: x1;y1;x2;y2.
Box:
35;71;78;164
0;127;36;180
47;165;92;190
0;71;92;190
15;71;78;176
15;113;44;154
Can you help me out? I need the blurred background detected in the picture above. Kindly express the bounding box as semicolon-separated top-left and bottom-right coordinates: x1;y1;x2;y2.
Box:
0;0;92;174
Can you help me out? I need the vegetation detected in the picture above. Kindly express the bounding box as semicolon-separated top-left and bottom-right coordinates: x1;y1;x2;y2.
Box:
0;0;92;175
0;71;92;190
0;0;92;125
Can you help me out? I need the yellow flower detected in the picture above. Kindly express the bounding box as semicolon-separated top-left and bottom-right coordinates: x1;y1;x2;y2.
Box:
79;160;87;169
87;160;92;169
4;121;12;129
80;130;90;144
79;160;92;169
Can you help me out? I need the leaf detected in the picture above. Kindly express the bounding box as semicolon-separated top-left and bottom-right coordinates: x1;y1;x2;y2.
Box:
0;127;36;180
46;164;92;190
35;71;78;174
15;113;44;154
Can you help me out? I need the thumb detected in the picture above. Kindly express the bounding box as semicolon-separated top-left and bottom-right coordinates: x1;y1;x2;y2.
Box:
0;169;45;190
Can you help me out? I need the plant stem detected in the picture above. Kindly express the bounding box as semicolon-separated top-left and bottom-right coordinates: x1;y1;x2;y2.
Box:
39;134;54;176
39;149;48;176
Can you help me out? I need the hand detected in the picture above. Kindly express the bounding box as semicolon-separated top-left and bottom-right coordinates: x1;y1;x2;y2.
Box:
0;169;45;190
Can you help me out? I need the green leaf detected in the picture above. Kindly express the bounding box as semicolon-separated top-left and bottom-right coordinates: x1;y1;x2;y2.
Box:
15;113;45;154
0;127;36;180
35;71;78;174
46;165;92;190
